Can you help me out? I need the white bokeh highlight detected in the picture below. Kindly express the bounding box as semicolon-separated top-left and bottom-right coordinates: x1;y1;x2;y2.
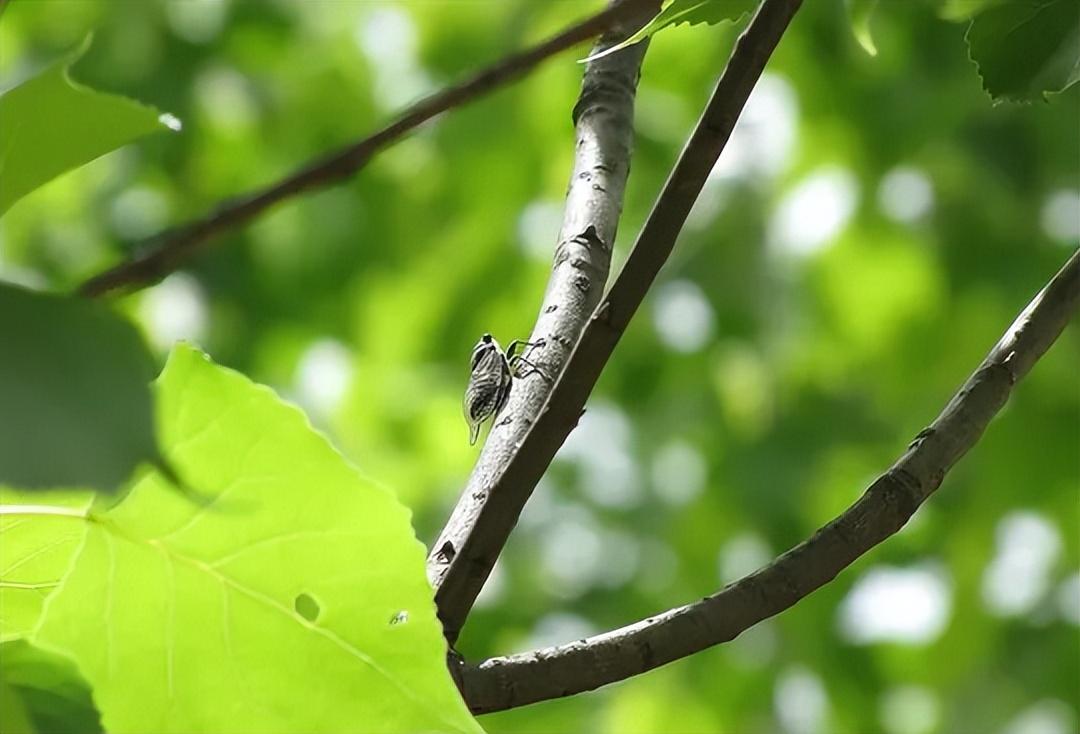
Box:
879;686;940;734
1040;189;1080;243
559;402;643;509
517;200;563;262
839;564;951;644
139;273;208;351
769;167;859;257
981;511;1062;618
775;665;829;734
652;279;716;353
718;532;773;585
354;7;433;110
294;339;354;419
1003;699;1077;734
650;439;707;506
878;166;934;223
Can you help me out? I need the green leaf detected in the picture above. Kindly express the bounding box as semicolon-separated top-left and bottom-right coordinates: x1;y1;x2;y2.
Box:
0;490;93;641
0;681;35;734
966;0;1080;102
34;345;483;734
847;0;879;56
0;37;178;216
0;284;159;493
584;0;758;62
0;640;103;734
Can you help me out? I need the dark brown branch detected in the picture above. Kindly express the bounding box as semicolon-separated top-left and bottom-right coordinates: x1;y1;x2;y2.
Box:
460;248;1080;713
428;0;656;643
429;0;804;645
77;0;657;298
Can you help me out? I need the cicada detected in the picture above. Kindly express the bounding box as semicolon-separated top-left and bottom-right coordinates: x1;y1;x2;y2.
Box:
463;333;543;445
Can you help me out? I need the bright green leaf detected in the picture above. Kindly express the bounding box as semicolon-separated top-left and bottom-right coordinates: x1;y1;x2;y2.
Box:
34;345;483;734
0;284;159;493
0;490;93;642
584;0;758;62
0;640;103;734
966;0;1080;102
0;37;178;216
847;0;879;56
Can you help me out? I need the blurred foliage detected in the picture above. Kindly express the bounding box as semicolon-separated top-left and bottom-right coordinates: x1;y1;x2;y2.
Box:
0;0;1077;732
0;284;159;492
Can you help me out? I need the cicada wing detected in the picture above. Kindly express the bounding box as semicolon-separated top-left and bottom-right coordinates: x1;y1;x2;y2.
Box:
468;420;481;446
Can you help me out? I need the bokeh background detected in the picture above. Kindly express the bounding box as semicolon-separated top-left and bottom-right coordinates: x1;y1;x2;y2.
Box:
2;1;1078;732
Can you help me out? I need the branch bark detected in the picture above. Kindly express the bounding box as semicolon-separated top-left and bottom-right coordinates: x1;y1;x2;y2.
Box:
428;0;657;644
429;0;804;645
76;0;657;298
459;248;1080;714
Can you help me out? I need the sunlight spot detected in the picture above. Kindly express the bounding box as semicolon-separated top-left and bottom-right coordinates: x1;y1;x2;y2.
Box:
595;529;641;590
652;279;715;353
294;339;354;418
1003;699;1076;734
651;439;707;506
711;73;798;183
560;403;643;509
1040;189;1080;243
354;7;433;109
166;0;228;43
110;186;169;240
539;508;603;598
982;511;1061;617
880;686;939;734
769;167;858;257
839;564;951;644
194;66;258;131
517;200;562;261
718;532;773;584
1057;572;1080;626
524;612;595;652
728;621;778;670
139;273;208;351
775;665;829;734
878;166;934;223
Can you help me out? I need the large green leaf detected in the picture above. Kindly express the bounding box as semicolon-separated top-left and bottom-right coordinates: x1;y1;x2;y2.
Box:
0;490;93;642
0;38;177;216
585;0;758;62
0;640;102;734
966;0;1080;102
0;284;159;493
34;345;482;733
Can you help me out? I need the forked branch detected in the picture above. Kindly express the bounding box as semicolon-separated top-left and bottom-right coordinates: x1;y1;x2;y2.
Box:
460;248;1080;713
429;0;658;642
430;0;804;644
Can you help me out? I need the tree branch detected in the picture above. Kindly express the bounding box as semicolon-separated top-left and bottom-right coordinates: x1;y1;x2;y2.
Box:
428;0;657;644
428;0;804;645
459;248;1080;714
76;0;657;298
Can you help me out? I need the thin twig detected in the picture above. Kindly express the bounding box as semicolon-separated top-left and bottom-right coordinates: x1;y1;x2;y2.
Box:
428;0;657;643
429;0;804;645
77;0;657;298
459;248;1080;713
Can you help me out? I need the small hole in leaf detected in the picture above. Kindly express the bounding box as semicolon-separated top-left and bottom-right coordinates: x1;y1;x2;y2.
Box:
295;593;320;622
389;610;408;626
